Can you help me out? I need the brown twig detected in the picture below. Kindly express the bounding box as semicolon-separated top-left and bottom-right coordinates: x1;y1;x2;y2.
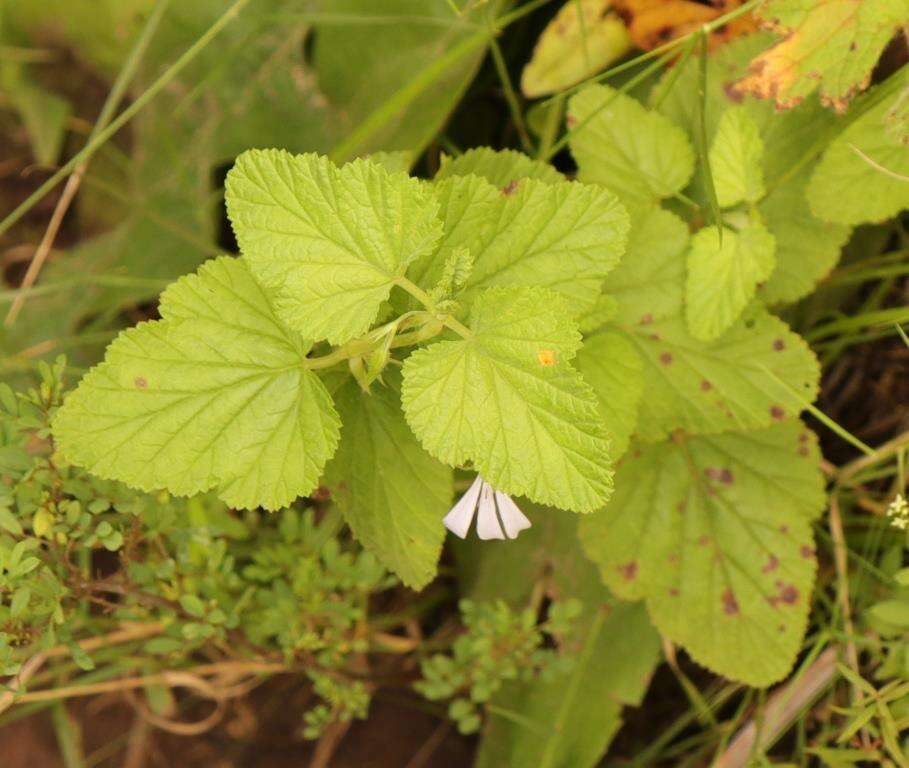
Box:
310;719;352;768
0;622;165;715
715;648;838;768
403;722;451;768
4;0;172;326
829;494;869;749
121;714;150;768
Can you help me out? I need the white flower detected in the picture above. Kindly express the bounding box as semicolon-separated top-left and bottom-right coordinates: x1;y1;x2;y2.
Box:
888;493;909;529
443;475;531;540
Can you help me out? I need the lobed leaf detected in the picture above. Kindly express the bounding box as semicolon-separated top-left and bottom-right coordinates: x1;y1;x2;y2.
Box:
734;0;909;112
807;73;909;226
435;147;564;187
576;331;644;460
686;222;776;341
580;421;826;686
225;149;442;345
582;203;688;331
325;376;450;589
53;257;340;511
709;107;765;208
402;287;612;512
758;169;850;305
613;307;820;442
568;84;695;205
412;174;629;317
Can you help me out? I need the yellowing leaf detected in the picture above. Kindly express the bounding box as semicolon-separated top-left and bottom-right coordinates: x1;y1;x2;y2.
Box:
612;0;722;50
521;0;632;98
734;0;909;112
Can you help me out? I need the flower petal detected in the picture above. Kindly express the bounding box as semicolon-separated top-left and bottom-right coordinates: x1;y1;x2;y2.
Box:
476;482;506;540
495;491;531;539
443;475;483;538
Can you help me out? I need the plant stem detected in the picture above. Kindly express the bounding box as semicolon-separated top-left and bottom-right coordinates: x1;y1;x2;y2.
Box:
395;276;473;337
4;0;172;326
0;0;253;240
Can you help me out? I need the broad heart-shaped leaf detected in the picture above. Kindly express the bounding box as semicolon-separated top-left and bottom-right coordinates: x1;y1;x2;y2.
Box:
568;84;695;205
807;73;909;226
758;168;850;305
709;107;765;208
581;204;688;332
402;287;612;513
410;173;629;317
324;375;450;589
576;331;644;460
611;306;820;442
579;421;826;686
456;511;659;768
52;257;340;511
686;222;776;341
225;149;442;345
734;0;909;112
435;147;564;188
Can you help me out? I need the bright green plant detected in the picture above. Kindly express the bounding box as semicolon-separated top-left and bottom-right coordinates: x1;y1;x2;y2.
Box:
416;598;581;733
4;3;908;760
49;62;840;686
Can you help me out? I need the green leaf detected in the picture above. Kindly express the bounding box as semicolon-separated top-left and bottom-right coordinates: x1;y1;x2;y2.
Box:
576;331;644;460
435;147;564;188
52;257;341;511
807;74;909;225
709;107;765;207
225;150;442;344
479;601;657;768
612;307;820;442
458;511;660;768
415;174;628;317
313;0;498;158
734;0;909;112
325;376;450;589
652;34;839;185
0;508;24;537
758;169;851;305
583;204;688;331
0;62;72;165
402;287;612;512
580;421;826;686
10;587;30;618
686;221;776;341
569;84;695;205
868;600;909;628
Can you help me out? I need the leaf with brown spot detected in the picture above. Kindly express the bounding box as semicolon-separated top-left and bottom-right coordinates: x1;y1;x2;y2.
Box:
580;420;826;686
612;0;757;52
734;0;909;113
521;0;633;98
613;306;820;442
